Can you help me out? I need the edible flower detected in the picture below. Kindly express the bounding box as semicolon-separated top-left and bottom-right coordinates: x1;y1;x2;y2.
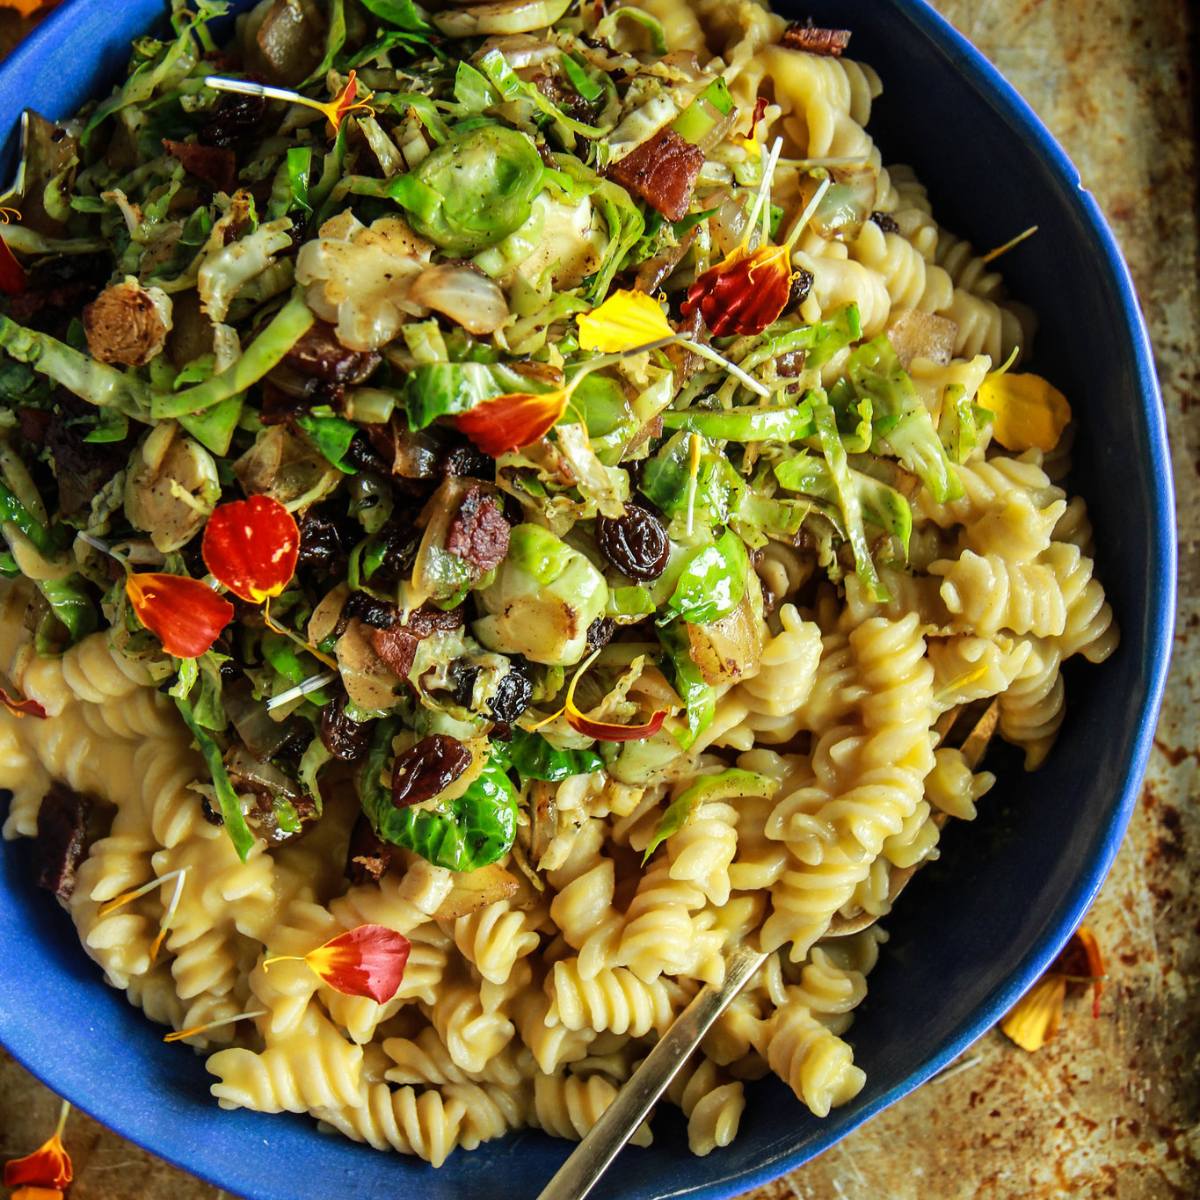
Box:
262;924;411;1003
205;72;374;136
4;1100;72;1191
1000;925;1105;1052
683;139;830;337
0;206;26;295
164;1008;267;1044
976;371;1071;453
533;650;668;743
125;572;234;659
201;494;300;604
455;385;579;458
0;684;47;719
576;290;769;396
98;868;189;961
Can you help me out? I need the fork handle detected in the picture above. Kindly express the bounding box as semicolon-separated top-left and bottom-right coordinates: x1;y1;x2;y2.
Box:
535;945;767;1200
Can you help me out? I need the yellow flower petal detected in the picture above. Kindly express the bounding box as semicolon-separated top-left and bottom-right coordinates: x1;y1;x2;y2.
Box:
577;289;674;353
977;372;1072;453
1000;973;1068;1051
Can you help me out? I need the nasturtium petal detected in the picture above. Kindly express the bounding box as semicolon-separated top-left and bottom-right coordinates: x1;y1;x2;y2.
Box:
682;243;793;337
999;972;1067;1052
577;289;674;353
976;371;1071;453
304;924;411;1003
202;494;300;604
455;389;569;456
125;573;234;659
0;237;26;295
3;1132;72;1190
0;685;47;719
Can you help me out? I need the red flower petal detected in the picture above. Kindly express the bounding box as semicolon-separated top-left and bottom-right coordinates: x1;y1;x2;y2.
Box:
0;237;26;295
125;573;234;659
566;707;668;743
454;389;569;457
682;244;793;337
304;924;411;1004
0;685;47;719
202;495;300;604
4;1133;72;1190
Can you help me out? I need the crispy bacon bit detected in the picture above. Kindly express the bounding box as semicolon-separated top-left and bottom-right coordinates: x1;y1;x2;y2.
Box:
346;813;394;884
161;138;238;194
367;623;420;680
35;784;93;902
781;21;853;56
870;210;901;234
607;127;705;222
283;319;381;385
405;602;466;637
446;485;511;573
83;278;172;367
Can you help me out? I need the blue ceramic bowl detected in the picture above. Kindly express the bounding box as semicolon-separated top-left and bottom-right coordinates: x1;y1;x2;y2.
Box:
0;2;1175;1197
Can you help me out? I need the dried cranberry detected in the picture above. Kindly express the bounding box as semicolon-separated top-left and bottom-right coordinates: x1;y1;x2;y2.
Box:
596;502;670;581
391;735;472;809
488;662;533;724
201;91;268;149
446;485;511;573
320;694;372;762
586;617;616;651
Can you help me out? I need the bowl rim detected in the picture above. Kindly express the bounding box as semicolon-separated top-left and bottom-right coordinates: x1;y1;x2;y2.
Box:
0;0;1177;1196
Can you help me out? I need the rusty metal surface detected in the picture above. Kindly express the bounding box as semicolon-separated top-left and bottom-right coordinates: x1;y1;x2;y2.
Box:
1;2;1198;1197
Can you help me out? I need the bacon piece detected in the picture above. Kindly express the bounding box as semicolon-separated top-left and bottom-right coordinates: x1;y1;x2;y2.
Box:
446;485;511;573
162;138;238;193
367;623;420;680
781;22;853;56
36;783;94;902
607;127;705;222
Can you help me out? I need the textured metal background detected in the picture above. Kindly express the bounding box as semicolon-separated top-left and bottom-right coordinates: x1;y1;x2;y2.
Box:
1;1;1197;1197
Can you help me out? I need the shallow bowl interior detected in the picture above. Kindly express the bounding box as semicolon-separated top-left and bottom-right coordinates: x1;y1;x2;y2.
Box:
0;1;1174;1197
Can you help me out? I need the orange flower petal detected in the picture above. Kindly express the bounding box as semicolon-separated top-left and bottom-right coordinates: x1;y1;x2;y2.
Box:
682;244;793;337
11;1187;64;1200
1000;973;1068;1053
454;389;569;457
0;684;47;719
202;494;300;604
1053;925;1106;1019
566;707;668;742
4;1133;72;1190
304;924;411;1003
0;236;26;295
317;70;375;133
125;573;234;659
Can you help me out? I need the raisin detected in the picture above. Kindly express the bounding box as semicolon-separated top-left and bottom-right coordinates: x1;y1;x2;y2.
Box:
586;617;616;651
297;508;346;575
201;91;267;149
320;694;372;762
449;660;481;709
443;443;493;479
787;267;815;311
343;432;387;473
391;735;472;809
596;502;670;581
870;211;901;234
488;661;533;724
368;522;421;588
284;320;381;385
201;796;224;826
406;602;465;637
343;591;400;629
